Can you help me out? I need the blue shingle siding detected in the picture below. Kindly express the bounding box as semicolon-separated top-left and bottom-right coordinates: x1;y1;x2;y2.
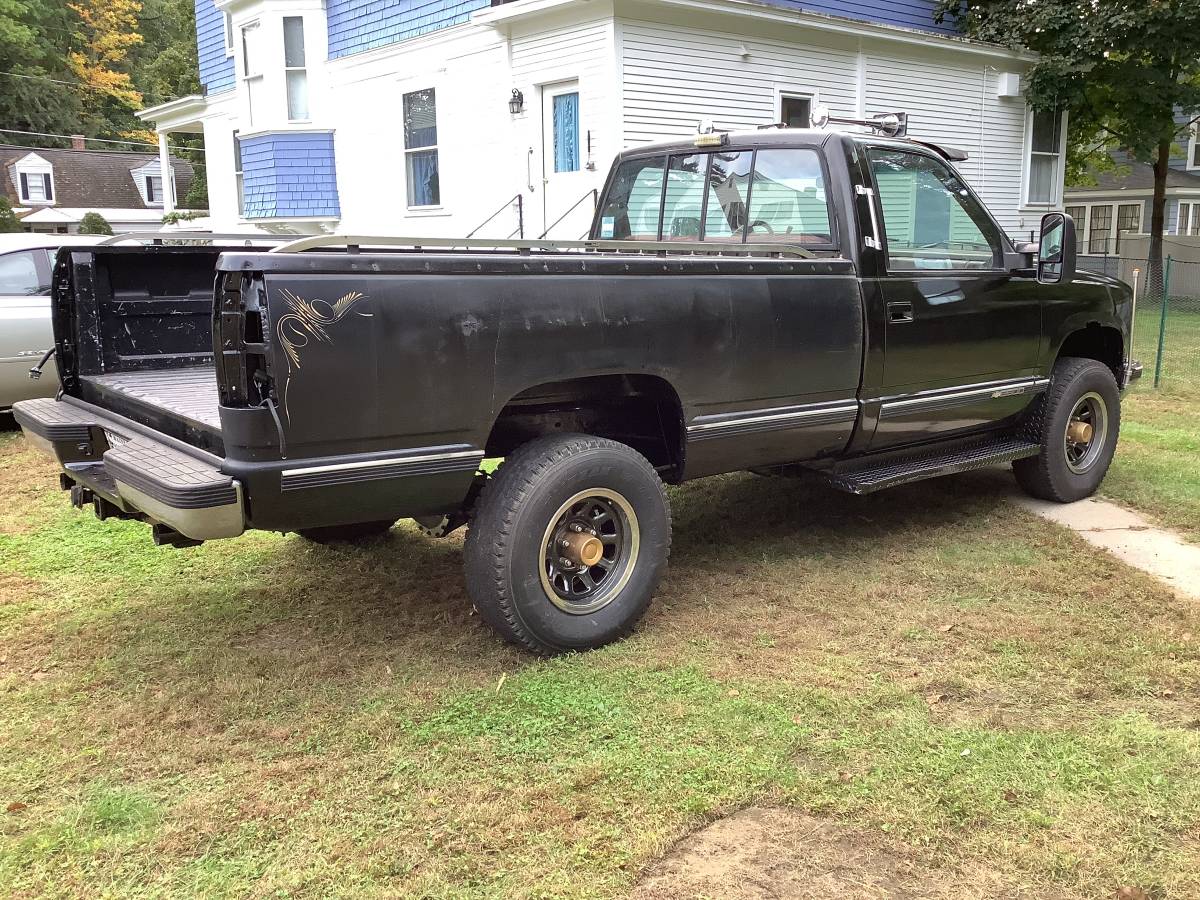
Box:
745;0;955;35
325;0;490;59
195;0;236;95
241;132;341;219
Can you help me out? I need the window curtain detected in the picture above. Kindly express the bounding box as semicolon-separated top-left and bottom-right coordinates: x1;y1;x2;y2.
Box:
553;93;579;173
408;150;440;207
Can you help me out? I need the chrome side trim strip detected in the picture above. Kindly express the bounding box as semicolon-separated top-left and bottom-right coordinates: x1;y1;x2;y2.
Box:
686;400;859;441
282;449;483;478
281;447;484;492
878;377;1048;420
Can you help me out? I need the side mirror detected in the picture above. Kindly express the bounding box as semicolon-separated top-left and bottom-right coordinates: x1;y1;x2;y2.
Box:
1037;212;1077;285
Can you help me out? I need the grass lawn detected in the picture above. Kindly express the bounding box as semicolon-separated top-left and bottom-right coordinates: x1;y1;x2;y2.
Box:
2;428;1199;898
1104;304;1200;541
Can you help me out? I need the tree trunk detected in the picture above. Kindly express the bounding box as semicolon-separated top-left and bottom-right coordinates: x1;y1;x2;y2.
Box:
1146;138;1171;299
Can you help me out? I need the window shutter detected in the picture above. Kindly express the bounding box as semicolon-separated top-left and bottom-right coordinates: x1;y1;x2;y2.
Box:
146;177;156;203
19;172;28;200
42;173;52;201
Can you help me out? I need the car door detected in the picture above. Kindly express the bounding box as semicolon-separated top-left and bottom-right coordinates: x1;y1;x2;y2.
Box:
0;249;57;410
864;146;1043;448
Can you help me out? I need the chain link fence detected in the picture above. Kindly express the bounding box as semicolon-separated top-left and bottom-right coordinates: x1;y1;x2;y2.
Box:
1078;242;1200;392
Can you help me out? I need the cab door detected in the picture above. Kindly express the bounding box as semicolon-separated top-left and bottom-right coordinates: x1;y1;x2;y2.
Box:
864;146;1043;448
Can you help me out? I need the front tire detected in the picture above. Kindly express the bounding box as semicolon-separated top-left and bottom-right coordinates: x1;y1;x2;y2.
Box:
464;434;671;654
1014;357;1121;502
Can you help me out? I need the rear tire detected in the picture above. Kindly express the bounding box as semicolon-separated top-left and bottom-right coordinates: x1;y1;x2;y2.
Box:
1013;357;1120;502
296;520;395;544
464;433;671;654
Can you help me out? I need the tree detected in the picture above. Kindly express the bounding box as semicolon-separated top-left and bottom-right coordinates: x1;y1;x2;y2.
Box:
78;211;113;234
0;0;85;144
936;0;1200;293
67;0;143;136
0;203;22;233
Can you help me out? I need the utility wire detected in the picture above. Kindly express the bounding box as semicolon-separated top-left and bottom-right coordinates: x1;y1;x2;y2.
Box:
0;127;207;153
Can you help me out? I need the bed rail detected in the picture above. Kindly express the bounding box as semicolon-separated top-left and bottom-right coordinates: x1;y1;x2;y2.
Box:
266;234;817;259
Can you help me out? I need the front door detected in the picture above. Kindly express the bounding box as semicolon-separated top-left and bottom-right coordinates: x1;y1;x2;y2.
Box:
865;146;1043;448
539;81;591;239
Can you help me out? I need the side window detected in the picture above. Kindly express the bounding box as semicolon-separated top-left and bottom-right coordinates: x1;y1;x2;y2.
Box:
595;157;664;240
0;251;46;297
745;149;832;243
701;151;752;241
662;153;707;239
868;148;1002;271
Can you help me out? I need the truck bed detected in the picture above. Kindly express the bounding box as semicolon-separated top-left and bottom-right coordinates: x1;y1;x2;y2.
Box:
81;368;220;431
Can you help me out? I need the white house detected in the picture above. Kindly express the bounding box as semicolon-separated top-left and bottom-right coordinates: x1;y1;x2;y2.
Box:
140;0;1063;242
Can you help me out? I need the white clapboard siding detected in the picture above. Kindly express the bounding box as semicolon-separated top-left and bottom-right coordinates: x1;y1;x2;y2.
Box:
619;16;1034;235
864;49;1030;234
620;18;860;145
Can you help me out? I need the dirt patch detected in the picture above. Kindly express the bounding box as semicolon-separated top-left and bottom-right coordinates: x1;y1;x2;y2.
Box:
630;807;1059;900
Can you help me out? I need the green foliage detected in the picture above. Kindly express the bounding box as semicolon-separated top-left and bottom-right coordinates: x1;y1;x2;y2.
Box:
77;211;112;235
936;0;1200;279
0;203;22;233
0;0;85;144
181;162;208;210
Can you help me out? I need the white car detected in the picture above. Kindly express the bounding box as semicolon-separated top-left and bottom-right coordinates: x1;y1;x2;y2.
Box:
0;234;105;412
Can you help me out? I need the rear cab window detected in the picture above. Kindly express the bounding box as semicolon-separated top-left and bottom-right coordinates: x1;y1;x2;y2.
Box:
596;145;835;250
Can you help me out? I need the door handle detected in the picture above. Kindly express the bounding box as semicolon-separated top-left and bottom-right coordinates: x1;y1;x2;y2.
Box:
887;301;914;324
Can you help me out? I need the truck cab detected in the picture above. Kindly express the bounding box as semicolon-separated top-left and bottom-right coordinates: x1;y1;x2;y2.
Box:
12;121;1140;654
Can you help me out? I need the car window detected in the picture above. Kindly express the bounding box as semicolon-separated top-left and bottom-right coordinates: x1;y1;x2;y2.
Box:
868;148;1002;271
745;149;833;244
701;151;753;241
595;156;664;240
662;153;707;240
0;250;46;296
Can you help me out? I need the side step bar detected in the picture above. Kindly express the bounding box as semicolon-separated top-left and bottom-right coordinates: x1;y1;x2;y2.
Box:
824;437;1041;495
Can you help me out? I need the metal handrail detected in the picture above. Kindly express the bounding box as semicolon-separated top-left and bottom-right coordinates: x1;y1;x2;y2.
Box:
266;234;816;258
97;231;290;245
538;188;598;239
466;194;525;239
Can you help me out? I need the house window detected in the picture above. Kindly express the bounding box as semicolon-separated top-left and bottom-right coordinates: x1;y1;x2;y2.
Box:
283;17;308;122
18;170;53;203
1027;107;1063;205
1189;126;1199;170
552;92;580;173
1115;203;1141;252
1087;205;1113;255
145;175;163;204
241;22;264;126
1179;201;1200;236
780;94;812;128
233;131;244;216
223;12;234;56
403;88;439;207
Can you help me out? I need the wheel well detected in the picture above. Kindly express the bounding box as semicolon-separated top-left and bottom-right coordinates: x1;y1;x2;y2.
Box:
485;375;685;482
1056;325;1124;381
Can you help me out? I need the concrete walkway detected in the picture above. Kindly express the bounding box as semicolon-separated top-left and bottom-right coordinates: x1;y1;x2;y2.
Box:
1012;493;1200;601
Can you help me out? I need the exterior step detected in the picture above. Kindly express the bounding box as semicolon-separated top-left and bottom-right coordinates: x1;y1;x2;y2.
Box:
825;437;1041;495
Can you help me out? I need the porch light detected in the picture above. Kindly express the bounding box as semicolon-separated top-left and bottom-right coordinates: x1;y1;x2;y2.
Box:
509;89;524;115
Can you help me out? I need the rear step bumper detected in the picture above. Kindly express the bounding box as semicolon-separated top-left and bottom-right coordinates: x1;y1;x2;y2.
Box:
13;397;243;541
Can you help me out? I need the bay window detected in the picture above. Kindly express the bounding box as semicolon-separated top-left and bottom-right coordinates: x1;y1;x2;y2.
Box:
283;17;308;122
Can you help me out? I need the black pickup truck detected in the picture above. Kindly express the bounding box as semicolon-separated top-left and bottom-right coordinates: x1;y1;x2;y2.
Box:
14;122;1141;654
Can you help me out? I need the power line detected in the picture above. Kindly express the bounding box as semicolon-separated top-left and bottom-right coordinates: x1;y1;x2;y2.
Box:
0;70;105;91
0;128;207;153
